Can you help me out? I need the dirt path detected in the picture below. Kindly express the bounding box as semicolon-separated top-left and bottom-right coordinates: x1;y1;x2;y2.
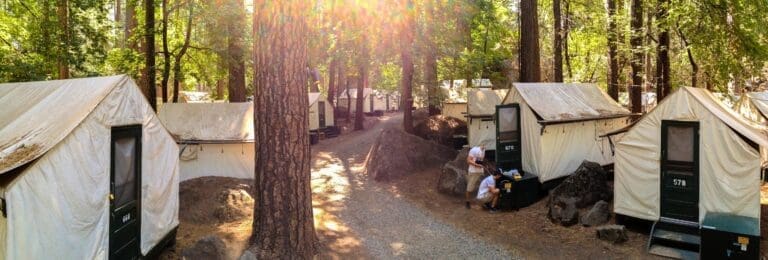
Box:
312;114;515;259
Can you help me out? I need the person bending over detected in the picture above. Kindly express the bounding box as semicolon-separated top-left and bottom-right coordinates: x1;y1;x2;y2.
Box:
477;172;502;212
465;144;485;209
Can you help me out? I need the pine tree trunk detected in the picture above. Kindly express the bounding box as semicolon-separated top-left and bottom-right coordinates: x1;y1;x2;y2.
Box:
161;0;170;103
629;0;643;113
606;0;619;101
227;0;247;102
126;0;138;50
57;0;69;79
144;0;157;111
354;65;366;130
115;0;122;47
520;0;541;82
252;1;318;258
553;0;563;82
655;0;671;100
172;0;193;103
563;0;573;79
424;1;439;115
401;0;415;133
328;58;337;108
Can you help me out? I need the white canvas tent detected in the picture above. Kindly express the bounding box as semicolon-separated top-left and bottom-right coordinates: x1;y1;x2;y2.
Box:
0;75;179;259
613;87;768;222
467;88;508;150
338;88;373;113
734;92;768;125
309;92;335;131
498;83;632;182
158;103;255;181
442;102;467;121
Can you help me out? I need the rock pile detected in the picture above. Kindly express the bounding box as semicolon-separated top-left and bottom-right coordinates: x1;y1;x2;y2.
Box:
367;128;457;181
548;161;613;227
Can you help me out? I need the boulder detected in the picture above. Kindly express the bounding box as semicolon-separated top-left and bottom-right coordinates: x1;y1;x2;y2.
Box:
548;197;579;226
239;248;258;260
182;235;227;260
596;225;628;244
214;187;255;223
367;129;457;181
580;200;611;227
414;115;468;146
549;161;612;209
437;148;470;195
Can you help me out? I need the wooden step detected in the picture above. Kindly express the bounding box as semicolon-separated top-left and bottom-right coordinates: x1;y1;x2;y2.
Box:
648;244;699;260
652;228;701;245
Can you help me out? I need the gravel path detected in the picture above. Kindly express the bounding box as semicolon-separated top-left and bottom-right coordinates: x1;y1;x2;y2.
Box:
311;114;517;259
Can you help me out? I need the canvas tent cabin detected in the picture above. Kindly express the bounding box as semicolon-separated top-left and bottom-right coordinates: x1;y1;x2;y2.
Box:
612;87;767;256
618;92;657;112
496;83;632;182
442;101;467;122
371;90;399;112
309;92;335;132
0;75;179;259
467;88;508;154
159;103;255;182
338;88;373;113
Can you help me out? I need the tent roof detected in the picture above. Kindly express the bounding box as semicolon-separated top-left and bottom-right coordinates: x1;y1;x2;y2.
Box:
742;92;768;118
512;83;633;122
685;87;768;147
158;103;254;142
339;88;372;99
308;92;321;106
468;88;507;116
608;87;768;146
0;75;129;174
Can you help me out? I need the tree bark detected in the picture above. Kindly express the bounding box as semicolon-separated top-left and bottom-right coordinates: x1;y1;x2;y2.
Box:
227;0;247;102
144;0;157;111
424;0;439;115
676;25;698;89
126;0;138;50
161;0;170;103
252;1;318;258
520;0;541;82
629;0;643;113
172;0;193;103
115;0;122;47
563;0;573;79
606;0;619;100
401;0;415;133
553;0;563;82
654;0;670;100
354;65;366;130
57;0;69;79
327;58;337;108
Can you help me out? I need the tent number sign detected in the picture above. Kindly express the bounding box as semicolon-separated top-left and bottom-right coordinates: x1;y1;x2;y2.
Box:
673;178;687;187
122;213;132;224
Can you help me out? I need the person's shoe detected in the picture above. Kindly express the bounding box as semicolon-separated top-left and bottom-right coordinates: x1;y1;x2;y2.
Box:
465;201;471;209
482;202;492;210
489;207;499;213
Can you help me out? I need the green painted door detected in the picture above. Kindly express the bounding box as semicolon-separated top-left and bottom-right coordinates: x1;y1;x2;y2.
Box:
318;101;326;128
660;121;699;223
496;104;522;170
110;126;142;260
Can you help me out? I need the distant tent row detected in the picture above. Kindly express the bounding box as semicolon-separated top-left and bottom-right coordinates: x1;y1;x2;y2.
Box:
337;88;398;113
0;76;179;259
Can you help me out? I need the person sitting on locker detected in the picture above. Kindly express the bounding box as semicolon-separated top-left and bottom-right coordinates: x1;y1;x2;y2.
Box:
477;171;502;212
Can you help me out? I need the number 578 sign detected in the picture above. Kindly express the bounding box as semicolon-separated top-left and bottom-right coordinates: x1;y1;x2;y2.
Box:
672;178;687;187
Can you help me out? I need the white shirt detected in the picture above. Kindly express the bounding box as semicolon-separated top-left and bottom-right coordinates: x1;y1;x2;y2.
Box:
476;176;495;199
467;146;485;173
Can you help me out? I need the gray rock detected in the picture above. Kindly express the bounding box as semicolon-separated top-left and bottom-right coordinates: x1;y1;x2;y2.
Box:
560;200;579;227
596;225;628;244
438;148;479;195
239;248;257;260
581;200;611;227
182;235;227;260
549;160;612;209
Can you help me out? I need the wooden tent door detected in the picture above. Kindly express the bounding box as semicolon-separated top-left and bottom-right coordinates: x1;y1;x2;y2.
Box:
660;120;699;223
110;125;142;259
496;104;522;170
318;101;326;128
